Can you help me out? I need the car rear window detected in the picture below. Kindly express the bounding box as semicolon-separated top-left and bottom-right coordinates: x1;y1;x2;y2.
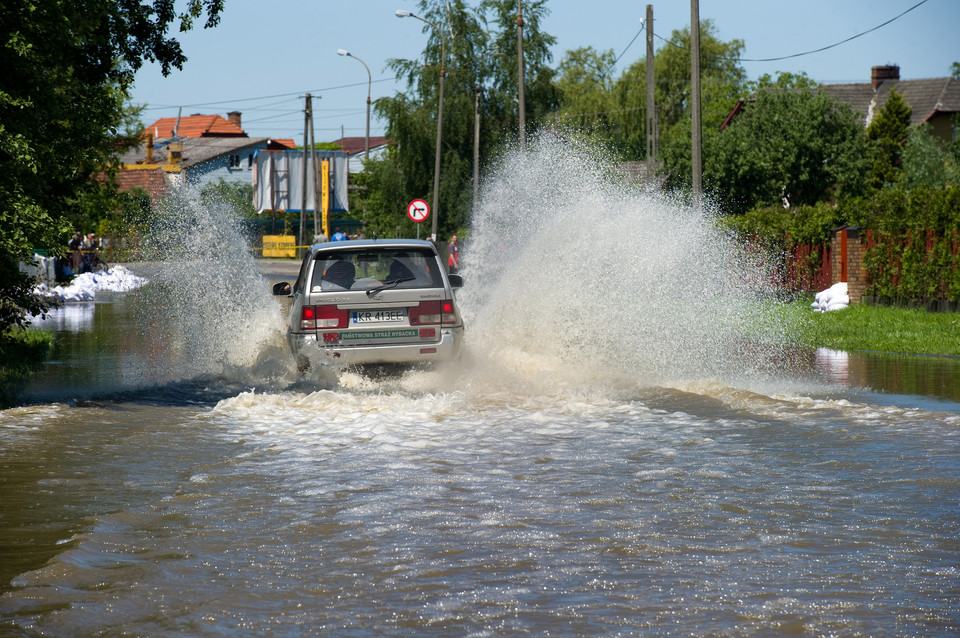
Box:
310;248;445;292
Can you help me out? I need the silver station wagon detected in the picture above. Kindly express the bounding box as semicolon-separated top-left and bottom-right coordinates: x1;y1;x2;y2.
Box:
273;239;464;370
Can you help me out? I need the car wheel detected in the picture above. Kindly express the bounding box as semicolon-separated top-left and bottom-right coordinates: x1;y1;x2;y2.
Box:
296;353;311;376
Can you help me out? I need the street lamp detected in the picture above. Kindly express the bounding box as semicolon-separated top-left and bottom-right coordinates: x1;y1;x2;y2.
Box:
337;48;372;161
396;8;445;243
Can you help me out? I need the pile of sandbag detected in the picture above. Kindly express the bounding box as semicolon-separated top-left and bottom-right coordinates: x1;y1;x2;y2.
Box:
35;265;147;302
812;282;849;312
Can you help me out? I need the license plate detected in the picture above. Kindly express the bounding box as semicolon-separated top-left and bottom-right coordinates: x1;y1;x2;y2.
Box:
351;309;406;324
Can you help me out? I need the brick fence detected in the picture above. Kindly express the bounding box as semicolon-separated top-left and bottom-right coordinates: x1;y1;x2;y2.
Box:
830;225;960;309
831;226;866;303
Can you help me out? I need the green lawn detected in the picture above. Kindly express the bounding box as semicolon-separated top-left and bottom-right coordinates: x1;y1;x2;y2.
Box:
783;300;960;356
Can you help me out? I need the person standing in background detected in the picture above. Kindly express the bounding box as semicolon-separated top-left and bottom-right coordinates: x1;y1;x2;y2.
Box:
68;231;83;272
447;235;459;274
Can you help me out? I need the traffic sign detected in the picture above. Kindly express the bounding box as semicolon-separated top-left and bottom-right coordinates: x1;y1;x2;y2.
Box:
407;199;430;223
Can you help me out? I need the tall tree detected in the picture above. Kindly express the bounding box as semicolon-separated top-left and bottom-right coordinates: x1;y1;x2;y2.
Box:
481;0;558;137
0;0;223;335
705;88;869;214
365;0;559;239
617;19;747;169
866;89;912;189
554;47;617;140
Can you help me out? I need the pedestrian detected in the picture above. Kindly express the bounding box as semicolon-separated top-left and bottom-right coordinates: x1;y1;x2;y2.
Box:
313;230;329;244
332;228;347;241
81;233;99;272
68;231;84;272
447;234;459;274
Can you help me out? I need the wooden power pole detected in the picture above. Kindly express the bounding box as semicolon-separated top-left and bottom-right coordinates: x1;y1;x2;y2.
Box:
690;0;702;200
645;4;656;173
300;93;312;255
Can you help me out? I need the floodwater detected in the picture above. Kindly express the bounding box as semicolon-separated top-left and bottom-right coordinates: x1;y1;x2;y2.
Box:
2;140;958;636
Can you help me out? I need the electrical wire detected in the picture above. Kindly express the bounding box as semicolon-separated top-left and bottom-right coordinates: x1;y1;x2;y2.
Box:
137;76;400;111
649;0;929;64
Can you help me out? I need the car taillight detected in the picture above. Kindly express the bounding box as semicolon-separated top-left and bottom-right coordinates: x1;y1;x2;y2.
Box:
301;305;348;330
409;300;457;326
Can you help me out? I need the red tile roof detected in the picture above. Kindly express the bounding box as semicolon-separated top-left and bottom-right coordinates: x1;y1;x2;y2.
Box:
115;167;170;199
144;114;246;138
268;139;297;150
332;136;390;156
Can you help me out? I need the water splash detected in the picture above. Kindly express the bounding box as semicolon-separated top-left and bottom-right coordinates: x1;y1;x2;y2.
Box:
138;187;292;385
458;135;793;390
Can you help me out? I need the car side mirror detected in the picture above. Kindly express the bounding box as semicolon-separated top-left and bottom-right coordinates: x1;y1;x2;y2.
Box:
273;282;292;296
448;273;463;289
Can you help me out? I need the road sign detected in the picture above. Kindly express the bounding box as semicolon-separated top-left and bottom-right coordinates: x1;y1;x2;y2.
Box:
407;199;430;223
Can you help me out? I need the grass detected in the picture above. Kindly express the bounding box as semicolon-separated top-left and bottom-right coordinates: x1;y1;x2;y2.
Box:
784;300;960;356
0;327;54;407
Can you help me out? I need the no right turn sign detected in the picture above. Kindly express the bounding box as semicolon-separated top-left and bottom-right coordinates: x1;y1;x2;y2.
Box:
407;199;430;223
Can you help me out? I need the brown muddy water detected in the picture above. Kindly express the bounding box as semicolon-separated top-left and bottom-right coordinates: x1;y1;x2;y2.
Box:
3;141;959;636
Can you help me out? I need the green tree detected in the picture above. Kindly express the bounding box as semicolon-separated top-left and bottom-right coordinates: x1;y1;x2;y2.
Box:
365;0;558;240
866;89;912;189
0;0;224;336
554;46;616;139
750;71;819;90
200;179;257;218
641;20;748;182
705;89;869;214
481;0;559;138
900;124;960;190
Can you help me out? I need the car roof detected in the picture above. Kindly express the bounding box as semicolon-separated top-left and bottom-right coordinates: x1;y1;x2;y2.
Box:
308;239;437;255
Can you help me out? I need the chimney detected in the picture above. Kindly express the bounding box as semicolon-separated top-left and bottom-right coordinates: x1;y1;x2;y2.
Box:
871;65;900;90
227;111;242;130
145;133;154;164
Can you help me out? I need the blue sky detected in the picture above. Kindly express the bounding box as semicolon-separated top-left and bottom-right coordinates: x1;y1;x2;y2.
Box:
130;0;958;143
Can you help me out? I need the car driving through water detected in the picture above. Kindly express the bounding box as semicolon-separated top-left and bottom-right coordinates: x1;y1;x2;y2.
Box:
273;239;464;371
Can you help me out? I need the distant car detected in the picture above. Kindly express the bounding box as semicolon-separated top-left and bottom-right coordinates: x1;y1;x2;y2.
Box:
273;239;464;370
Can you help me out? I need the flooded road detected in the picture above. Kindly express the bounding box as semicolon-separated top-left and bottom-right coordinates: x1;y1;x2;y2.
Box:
2;142;959;636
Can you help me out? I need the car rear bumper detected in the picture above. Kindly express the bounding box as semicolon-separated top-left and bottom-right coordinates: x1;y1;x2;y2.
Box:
290;327;463;365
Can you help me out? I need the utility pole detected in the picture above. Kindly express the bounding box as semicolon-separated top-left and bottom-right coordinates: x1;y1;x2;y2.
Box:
690;0;702;200
645;4;656;174
517;2;526;147
473;86;483;213
300;93;312;256
309;102;319;242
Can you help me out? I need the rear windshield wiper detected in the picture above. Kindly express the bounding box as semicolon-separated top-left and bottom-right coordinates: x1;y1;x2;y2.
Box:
366;276;416;296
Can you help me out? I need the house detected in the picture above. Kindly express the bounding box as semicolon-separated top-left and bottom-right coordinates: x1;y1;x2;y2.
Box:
330;136;391;173
115;112;296;197
722;66;960;142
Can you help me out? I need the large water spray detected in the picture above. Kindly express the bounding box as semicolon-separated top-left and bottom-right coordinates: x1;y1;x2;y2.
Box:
458;136;793;389
137;188;291;385
130;142;795;396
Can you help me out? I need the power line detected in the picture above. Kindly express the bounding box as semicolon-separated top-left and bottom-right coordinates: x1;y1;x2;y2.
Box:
649;0;929;64
135;76;400;111
738;0;929;63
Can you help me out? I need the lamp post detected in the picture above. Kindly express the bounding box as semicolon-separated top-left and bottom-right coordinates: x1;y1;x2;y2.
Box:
337;48;372;161
396;8;445;243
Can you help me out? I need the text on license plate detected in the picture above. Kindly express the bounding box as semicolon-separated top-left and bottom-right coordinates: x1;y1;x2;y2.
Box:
352;309;406;323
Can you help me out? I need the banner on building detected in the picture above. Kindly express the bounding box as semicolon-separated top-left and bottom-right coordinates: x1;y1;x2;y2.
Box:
252;150;349;214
